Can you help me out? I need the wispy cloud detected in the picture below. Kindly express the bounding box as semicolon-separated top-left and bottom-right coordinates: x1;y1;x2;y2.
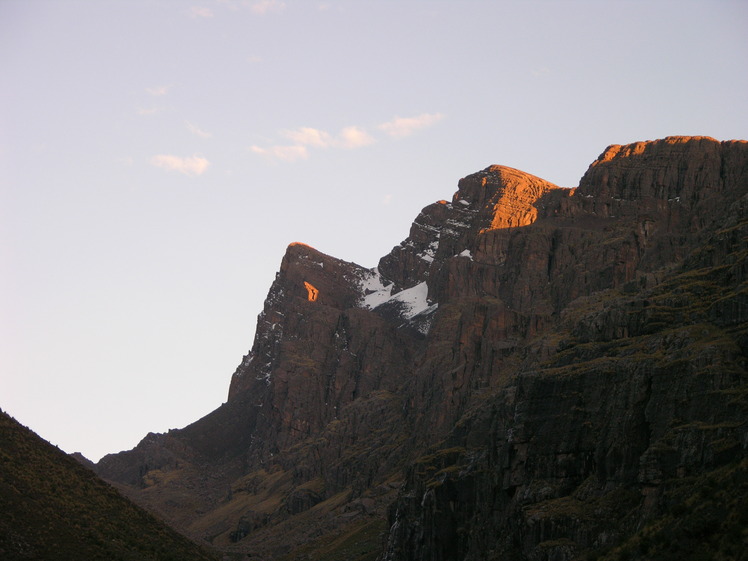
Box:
252;113;441;163
186;121;213;139
253;124;375;162
250;145;308;162
281;127;332;148
378;113;444;138
279;125;375;150
249;0;286;15
137;107;160;116
214;0;285;14
337;126;375;149
151;154;210;176
188;6;214;18
247;54;263;64
146;85;171;96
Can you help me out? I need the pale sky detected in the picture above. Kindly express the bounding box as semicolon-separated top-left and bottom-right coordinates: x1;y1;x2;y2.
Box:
2;0;746;462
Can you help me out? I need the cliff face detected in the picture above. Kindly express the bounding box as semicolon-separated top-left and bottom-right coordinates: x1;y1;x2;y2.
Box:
381;136;748;561
96;136;748;560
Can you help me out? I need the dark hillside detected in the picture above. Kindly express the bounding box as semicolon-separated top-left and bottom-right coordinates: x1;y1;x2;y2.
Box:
0;410;218;561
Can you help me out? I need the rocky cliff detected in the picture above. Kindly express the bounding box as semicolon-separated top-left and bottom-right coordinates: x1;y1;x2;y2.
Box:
96;136;748;560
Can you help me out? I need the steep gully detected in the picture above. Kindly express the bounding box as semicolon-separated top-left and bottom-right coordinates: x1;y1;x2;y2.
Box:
96;136;748;560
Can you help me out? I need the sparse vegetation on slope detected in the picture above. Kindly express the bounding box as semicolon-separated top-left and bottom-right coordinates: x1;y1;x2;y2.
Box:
0;411;218;561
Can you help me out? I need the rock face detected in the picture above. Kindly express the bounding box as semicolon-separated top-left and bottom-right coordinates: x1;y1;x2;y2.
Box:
96;136;748;560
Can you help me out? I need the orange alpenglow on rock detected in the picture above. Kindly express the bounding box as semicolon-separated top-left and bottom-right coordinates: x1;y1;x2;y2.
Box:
304;281;319;302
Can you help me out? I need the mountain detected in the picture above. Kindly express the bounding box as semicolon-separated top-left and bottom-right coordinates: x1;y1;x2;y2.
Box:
96;136;748;560
0;410;219;560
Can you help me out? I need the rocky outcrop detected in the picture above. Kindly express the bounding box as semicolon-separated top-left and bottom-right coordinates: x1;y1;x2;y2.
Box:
96;136;747;560
578;136;748;205
378;165;560;295
224;242;419;463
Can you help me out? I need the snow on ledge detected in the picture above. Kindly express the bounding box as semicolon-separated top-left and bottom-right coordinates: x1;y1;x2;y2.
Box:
389;281;430;320
359;271;432;318
458;249;473;260
358;271;438;333
359;268;393;309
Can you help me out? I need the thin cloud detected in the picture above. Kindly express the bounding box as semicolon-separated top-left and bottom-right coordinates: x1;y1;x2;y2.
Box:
280;125;374;149
378;113;444;138
151;154;210;176
247;54;263;64
252;113;444;164
250;0;286;15
186;121;213;139
188;6;214;18
337;126;375;149
146;85;171;96
215;0;284;13
252;123;379;162
250;145;308;162
137;107;160;116
281;127;332;148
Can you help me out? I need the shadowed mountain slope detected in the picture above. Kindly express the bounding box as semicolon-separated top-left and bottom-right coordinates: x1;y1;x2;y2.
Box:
0;410;219;561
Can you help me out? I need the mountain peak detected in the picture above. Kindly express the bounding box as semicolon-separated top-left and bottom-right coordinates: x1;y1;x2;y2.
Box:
455;164;560;231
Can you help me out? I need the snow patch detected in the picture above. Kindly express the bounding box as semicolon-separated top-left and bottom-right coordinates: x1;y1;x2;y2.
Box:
358;272;433;320
410;303;439;335
458;249;473;260
418;239;439;263
389;281;431;320
359;268;394;309
357;268;438;334
446;218;470;229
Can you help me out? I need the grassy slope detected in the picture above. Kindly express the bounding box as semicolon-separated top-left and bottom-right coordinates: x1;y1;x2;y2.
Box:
0;410;219;561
